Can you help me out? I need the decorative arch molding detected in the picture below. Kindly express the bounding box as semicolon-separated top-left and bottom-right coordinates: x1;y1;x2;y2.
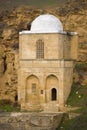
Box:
25;74;40;104
25;73;41;81
46;74;59;81
45;73;59;82
46;74;59;90
26;74;39;81
45;74;59;102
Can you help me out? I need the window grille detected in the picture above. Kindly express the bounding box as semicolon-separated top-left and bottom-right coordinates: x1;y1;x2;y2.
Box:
32;83;36;93
36;39;44;59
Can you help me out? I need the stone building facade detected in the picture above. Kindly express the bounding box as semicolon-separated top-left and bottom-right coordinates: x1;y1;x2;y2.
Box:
18;14;78;112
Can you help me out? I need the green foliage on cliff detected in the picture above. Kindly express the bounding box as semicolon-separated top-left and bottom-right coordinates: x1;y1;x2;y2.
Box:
75;63;87;71
57;84;87;130
0;0;66;11
67;84;87;107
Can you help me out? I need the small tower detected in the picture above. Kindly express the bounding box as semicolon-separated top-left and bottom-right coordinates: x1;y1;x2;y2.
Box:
18;14;78;112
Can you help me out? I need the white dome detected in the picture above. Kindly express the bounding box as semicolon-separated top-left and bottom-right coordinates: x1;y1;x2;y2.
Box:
31;14;63;33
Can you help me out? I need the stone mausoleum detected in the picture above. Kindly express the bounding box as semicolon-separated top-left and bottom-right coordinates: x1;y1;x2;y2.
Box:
18;14;78;112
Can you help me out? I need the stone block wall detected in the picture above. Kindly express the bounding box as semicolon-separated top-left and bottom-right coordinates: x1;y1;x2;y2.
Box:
0;112;63;130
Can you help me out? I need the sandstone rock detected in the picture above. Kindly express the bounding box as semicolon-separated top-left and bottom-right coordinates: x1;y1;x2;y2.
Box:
2;28;17;40
80;75;87;86
0;59;5;76
73;70;79;83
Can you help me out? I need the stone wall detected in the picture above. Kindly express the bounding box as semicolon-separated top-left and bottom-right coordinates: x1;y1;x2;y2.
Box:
0;112;63;130
19;33;78;60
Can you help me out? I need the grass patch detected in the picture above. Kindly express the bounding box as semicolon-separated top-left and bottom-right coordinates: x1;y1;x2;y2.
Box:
0;104;20;112
57;83;87;130
67;84;87;107
0;99;20;112
57;113;87;130
57;114;78;130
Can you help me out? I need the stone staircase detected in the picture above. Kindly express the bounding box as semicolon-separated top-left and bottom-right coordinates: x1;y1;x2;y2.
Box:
21;103;42;111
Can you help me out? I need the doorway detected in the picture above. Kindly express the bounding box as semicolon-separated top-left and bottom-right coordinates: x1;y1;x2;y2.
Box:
51;88;57;101
46;75;58;102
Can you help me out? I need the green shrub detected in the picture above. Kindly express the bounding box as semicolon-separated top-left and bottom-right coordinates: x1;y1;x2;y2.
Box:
0;99;20;112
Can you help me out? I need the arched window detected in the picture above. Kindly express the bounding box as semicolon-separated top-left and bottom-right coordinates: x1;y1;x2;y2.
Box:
36;39;44;59
51;88;57;101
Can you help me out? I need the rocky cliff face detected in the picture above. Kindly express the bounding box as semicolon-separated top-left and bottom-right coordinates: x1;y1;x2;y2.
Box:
0;0;87;101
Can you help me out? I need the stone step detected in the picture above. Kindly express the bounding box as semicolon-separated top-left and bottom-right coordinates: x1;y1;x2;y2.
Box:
21;103;42;111
29;105;42;111
44;103;59;112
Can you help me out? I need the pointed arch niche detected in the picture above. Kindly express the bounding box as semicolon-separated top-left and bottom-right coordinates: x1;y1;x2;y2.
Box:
46;75;59;102
26;75;40;105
